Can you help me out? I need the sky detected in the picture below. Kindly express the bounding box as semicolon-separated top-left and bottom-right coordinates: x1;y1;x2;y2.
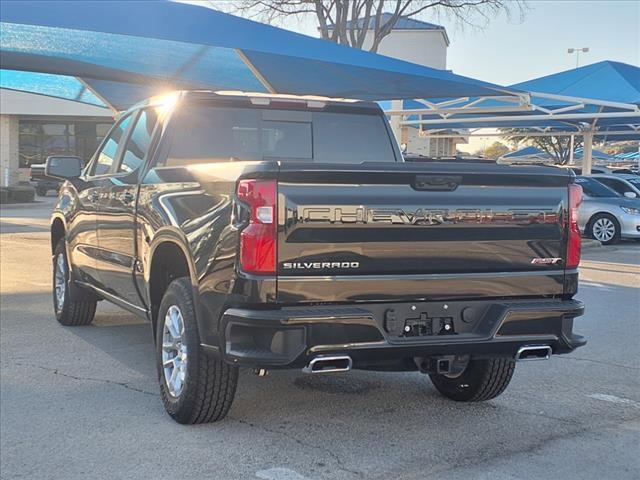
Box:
217;0;639;86
444;0;639;86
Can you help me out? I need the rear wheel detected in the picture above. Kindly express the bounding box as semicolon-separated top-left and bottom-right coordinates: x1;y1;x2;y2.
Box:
428;357;515;402
589;213;620;245
53;240;97;326
156;278;238;424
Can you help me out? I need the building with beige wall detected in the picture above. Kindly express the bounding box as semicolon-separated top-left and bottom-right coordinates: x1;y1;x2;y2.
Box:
0;88;112;187
346;14;449;69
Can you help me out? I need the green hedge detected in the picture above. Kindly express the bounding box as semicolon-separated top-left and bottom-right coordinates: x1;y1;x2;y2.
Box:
0;186;36;204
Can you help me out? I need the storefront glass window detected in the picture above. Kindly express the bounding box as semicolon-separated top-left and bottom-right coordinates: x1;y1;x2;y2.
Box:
18;119;114;168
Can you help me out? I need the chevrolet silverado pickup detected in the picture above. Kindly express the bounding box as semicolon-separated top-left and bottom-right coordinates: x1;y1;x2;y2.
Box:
47;91;585;424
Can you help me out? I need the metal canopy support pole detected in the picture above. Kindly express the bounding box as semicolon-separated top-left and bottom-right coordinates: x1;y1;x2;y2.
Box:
400;110;640;127
569;134;575;165
76;77;118;114
582;129;594;175
389;99;403;147
236;49;277;94
408;130;634;139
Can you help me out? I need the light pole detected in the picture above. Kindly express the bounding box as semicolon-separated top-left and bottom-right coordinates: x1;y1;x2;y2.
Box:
567;47;589;68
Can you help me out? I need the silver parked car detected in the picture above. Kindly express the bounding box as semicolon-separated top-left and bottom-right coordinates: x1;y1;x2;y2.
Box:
591;174;640;199
575;176;640;244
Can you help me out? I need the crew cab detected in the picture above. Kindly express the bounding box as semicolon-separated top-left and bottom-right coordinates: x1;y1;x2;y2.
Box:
47;91;585;424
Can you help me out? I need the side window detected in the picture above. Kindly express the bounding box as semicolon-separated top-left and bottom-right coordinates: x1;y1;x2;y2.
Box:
90;114;134;176
598;178;626;195
616;180;633;195
118;109;158;174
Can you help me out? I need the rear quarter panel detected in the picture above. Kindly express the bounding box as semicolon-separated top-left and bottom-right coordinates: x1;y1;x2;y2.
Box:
136;161;279;346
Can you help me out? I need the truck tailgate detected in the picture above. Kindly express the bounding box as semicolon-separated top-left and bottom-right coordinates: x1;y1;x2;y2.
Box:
276;162;572;303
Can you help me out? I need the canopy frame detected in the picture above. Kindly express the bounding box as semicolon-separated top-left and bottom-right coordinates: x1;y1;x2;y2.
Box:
387;92;640;125
387;90;640;174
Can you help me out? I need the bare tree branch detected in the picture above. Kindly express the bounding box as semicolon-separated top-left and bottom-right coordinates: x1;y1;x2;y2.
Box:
230;0;526;53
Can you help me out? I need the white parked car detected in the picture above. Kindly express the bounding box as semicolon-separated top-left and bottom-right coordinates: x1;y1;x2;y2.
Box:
591;174;640;199
575;176;640;244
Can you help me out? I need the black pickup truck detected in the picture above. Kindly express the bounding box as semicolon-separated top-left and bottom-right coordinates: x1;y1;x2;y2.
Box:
47;91;585;424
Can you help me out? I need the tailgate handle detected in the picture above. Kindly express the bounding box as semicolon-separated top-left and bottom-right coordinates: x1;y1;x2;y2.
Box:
414;175;462;191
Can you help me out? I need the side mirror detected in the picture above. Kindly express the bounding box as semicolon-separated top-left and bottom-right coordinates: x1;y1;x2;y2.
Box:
624;191;637;199
45;156;83;180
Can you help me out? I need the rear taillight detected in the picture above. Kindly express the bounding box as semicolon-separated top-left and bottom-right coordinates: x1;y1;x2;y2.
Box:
567;183;583;269
237;179;277;274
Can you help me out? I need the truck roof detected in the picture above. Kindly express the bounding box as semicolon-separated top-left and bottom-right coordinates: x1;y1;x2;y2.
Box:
122;90;382;117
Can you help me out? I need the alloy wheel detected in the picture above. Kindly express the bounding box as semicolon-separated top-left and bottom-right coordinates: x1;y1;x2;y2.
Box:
592;217;616;242
54;253;66;312
162;305;188;397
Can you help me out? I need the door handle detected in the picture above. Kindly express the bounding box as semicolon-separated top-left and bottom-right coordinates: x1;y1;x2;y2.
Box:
121;192;135;204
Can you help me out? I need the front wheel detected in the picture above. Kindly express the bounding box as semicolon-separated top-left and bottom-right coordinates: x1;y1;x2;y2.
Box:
589;213;621;245
53;240;97;326
428;358;515;402
156;278;238;424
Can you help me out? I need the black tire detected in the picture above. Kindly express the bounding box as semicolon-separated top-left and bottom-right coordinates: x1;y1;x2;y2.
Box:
429;358;515;402
36;187;47;197
588;213;621;245
53;240;97;326
156;278;238;424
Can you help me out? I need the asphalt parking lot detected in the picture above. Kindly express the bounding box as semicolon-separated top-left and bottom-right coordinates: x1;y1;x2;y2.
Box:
1;197;639;480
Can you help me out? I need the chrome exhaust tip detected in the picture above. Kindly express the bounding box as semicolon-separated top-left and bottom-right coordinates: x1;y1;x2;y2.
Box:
515;345;552;361
303;355;352;374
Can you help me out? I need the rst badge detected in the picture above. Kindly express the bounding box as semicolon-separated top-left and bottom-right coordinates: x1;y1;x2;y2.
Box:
531;257;562;265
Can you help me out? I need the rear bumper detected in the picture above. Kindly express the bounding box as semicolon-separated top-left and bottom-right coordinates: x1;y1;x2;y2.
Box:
217;298;585;370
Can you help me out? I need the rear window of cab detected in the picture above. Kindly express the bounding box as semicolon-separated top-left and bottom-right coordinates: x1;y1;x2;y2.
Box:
161;105;396;165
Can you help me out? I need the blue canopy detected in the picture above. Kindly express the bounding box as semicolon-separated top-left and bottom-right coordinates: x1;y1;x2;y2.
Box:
0;0;512;110
616;151;640;160
500;145;614;163
513;61;640;105
501;146;549;159
574;147;614;160
0;69;105;106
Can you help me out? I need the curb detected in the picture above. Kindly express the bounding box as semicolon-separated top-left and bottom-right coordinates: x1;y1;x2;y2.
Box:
0;200;51;209
581;238;602;251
